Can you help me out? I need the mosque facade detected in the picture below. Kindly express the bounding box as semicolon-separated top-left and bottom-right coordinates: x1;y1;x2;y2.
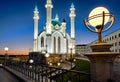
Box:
33;0;76;54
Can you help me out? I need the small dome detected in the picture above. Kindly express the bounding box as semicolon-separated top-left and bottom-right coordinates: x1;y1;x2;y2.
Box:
51;19;61;26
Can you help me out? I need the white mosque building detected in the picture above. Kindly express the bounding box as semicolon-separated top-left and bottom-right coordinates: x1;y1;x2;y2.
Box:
33;0;76;54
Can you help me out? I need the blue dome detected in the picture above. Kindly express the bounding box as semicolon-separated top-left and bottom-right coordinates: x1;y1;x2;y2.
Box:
51;19;61;26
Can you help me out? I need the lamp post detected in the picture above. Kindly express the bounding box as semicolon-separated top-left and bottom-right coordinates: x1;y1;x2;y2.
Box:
4;47;9;66
84;7;119;82
29;59;34;64
29;59;34;79
68;44;75;69
45;45;50;64
84;7;114;43
45;53;50;58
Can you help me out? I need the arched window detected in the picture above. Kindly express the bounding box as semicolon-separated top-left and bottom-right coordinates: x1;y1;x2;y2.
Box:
41;37;44;47
58;37;61;53
66;39;68;53
54;37;56;53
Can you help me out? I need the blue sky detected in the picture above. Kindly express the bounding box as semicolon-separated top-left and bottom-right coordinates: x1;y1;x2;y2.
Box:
0;0;120;54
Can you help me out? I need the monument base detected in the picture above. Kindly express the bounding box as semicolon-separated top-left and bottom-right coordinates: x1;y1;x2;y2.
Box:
85;43;119;82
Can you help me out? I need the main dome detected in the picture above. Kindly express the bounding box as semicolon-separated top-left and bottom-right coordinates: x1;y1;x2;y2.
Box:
51;19;61;26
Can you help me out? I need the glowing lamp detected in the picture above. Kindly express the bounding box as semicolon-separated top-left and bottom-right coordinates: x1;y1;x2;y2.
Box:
45;53;50;57
57;62;61;66
68;44;75;49
49;63;52;66
29;59;34;64
84;6;114;43
89;7;109;27
4;47;9;52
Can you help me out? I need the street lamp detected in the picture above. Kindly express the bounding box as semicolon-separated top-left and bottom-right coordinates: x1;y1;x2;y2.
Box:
4;47;9;54
29;59;34;79
57;62;61;66
29;59;34;69
45;53;50;58
84;7;117;82
29;59;34;64
84;7;114;43
68;44;75;69
4;47;9;66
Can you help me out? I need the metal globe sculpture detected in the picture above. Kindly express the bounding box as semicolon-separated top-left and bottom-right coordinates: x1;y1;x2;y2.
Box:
84;7;114;43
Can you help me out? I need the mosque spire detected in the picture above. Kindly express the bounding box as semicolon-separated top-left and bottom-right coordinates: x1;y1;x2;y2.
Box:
55;14;59;20
45;0;53;34
70;2;76;39
34;0;38;11
35;4;38;11
69;2;76;54
71;2;74;8
33;1;39;52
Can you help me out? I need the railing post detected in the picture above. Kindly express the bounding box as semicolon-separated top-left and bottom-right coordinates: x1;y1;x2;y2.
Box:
62;69;64;82
41;65;43;82
32;67;34;80
38;67;40;82
78;73;81;82
89;75;91;82
35;64;37;81
49;67;52;82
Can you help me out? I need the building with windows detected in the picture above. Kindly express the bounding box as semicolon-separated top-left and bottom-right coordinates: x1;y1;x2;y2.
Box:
91;29;120;53
33;0;76;54
75;44;92;57
102;29;120;52
75;29;120;57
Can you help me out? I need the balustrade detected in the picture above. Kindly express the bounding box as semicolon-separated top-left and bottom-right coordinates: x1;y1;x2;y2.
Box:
5;60;92;82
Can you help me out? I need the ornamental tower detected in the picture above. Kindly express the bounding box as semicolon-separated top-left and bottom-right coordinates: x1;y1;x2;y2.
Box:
33;5;39;52
45;0;53;35
69;3;76;54
69;3;76;39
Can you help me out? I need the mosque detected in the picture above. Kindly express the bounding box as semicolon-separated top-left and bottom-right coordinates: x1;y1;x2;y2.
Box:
33;0;76;55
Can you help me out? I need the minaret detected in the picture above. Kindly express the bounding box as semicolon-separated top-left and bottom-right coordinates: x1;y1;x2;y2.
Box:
69;3;76;54
69;3;76;39
33;5;39;52
62;19;66;37
45;0;53;34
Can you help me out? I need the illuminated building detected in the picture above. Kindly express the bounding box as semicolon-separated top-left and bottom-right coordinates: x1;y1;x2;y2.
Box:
33;0;76;54
75;44;92;57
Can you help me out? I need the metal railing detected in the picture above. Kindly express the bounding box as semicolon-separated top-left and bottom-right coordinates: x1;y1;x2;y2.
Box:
6;60;92;82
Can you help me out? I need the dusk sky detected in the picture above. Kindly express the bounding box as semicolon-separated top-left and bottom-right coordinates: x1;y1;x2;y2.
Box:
0;0;120;55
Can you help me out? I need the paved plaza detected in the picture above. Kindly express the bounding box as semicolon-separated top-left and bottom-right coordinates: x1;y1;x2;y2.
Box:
0;68;22;82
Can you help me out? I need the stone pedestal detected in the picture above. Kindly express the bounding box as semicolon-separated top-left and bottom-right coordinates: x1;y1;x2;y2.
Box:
85;43;119;82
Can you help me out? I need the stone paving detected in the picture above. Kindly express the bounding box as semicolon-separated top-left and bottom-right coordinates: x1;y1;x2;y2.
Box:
5;66;33;82
0;68;21;82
